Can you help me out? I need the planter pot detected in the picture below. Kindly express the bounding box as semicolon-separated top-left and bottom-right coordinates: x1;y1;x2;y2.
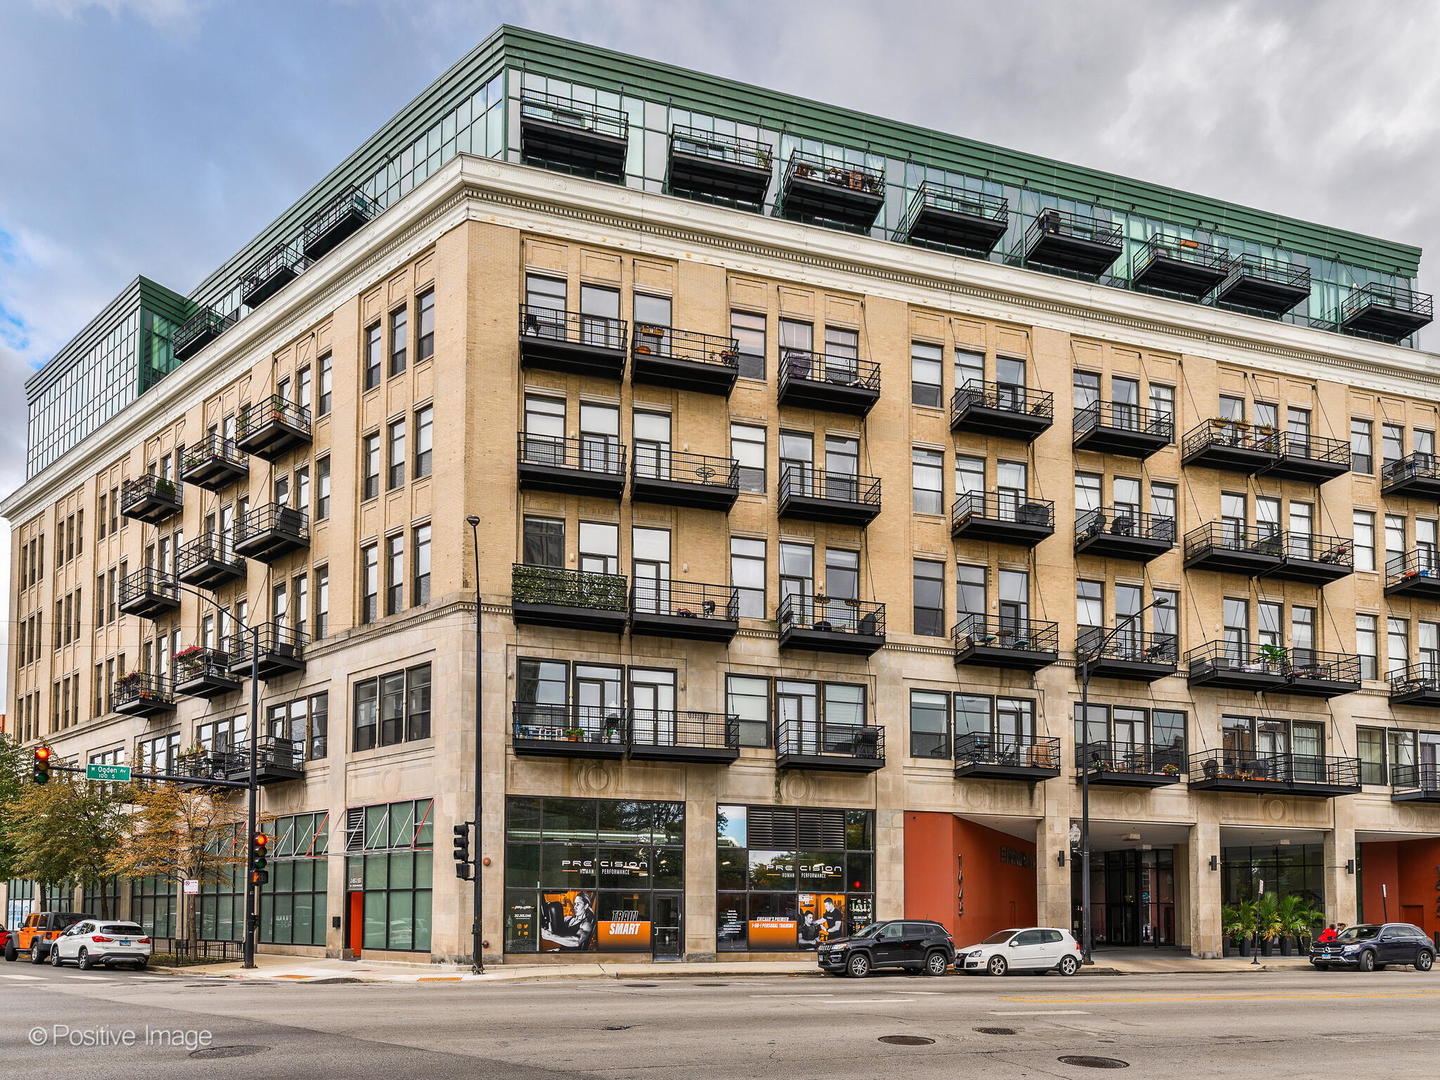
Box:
1238;939;1251;956
1260;940;1273;957
1222;939;1233;958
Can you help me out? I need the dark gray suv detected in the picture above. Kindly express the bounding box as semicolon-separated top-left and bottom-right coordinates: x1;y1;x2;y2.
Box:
817;919;955;977
1311;923;1435;971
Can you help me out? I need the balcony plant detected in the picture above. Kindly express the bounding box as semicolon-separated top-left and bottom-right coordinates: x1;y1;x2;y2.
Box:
1258;643;1289;667
1161;762;1181;777
565;727;583;742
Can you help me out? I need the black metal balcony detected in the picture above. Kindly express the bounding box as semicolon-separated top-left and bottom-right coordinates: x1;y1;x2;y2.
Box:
233;503;309;563
1186;640;1289;691
518;434;626;499
511;704;630;760
630;326;740;396
172;306;235;361
1132;234;1230;298
518;305;628;378
111;671;175;718
777;150;885;232
1265;432;1351;483
1392;763;1440;803
1078;741;1186;788
119;473;183;525
1077;626;1179;682
510;564;628;634
518;92;629;183
1388;663;1440;708
301;185;379;260
629;710;742;764
951;491;1054;547
896;182;1009;255
776;718;884;773
1265;532;1354;584
778;465;881;526
118;566;180;620
630;579;739;642
225;622;307;680
954;732;1060;782
240;243;308;308
174;751;232;789
1381;452;1440;500
777;594;885;656
631;448;738;511
1284;650;1362;698
665;126;773;210
175;533;245;590
1074;507;1175;562
180;433;249;491
950;379;1055;440
1188;750;1360;797
236;396;312;461
1213;254;1312;316
219;737;304;785
1023;208;1124;278
1338;281;1434;342
777;349;880;416
1073;400;1173;458
1183;522;1284;576
1181;419;1280;473
952;615;1060;671
172;648;242;699
1384;551;1440;598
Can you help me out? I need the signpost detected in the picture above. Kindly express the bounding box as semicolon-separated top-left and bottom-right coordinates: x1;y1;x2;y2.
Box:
183;879;200;896
86;763;133;783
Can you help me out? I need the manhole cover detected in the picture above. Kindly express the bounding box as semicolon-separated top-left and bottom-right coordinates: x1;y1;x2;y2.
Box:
623;982;658;988
602;1025;632;1031
190;1046;268;1060
975;1027;1017;1035
878;1035;935;1046
1057;1056;1129;1070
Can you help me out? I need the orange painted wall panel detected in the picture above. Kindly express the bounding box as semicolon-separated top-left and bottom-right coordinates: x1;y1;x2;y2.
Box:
1359;839;1440;936
904;811;1037;946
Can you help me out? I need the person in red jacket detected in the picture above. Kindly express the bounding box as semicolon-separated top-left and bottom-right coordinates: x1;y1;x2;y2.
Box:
1317;924;1338;943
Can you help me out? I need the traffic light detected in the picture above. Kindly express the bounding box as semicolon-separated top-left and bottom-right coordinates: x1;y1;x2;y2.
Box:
250;833;270;887
453;823;472;880
32;746;52;785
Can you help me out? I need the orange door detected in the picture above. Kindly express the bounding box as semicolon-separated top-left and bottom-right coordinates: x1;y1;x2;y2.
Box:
347;892;364;954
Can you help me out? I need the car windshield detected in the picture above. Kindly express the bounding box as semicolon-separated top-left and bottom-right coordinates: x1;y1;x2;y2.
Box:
981;931;1015;945
1336;925;1380;942
101;924;144;935
56;914;86;928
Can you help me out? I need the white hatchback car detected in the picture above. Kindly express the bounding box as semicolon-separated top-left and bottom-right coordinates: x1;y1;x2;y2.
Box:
49;920;152;971
956;927;1082;976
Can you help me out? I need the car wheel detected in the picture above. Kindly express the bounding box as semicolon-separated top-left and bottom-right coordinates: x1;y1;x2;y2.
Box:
30;944;45;964
1359;949;1376;972
1416;950;1434;972
49;946;62;968
987;955;1008;977
3;943;15;962
846;952;871;978
134;959;148;971
1058;955;1080;976
77;948;91;971
924;951;949;976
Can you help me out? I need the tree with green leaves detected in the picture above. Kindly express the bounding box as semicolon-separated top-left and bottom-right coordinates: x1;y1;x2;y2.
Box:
5;770;131;917
0;735;34;882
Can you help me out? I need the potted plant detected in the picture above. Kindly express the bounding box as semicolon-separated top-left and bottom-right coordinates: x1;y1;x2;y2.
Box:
1225;900;1256;956
1258;643;1288;668
603;715;623;742
565;727;583;743
1161;762;1181;778
1254;893;1283;956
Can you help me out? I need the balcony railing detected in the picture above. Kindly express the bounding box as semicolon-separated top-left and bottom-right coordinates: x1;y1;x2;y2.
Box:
775;717;884;770
633;447;738;490
777;593;885;648
630;325;740;393
518;305;628;375
511;703;628;757
630;579;739;642
172;647;242;698
1384;550;1440;595
1388;662;1440;706
1077;740;1187;780
236;395;311;460
518;433;626;498
1337;281;1434;341
180;432;249;490
518;92;629;181
520;91;628;140
777;349;881;415
895;181;1010;254
778;464;882;525
1392;763;1440;801
111;671;175;716
301;185;379;259
669;125;773;172
950;379;1055;432
666;126;774;209
1073;400;1174;449
1187;639;1290;688
1189;750;1360;794
1269;431;1351;480
951;490;1055;546
1214;253;1313;316
239;242;307;307
1023;208;1124;277
1181;418;1280;469
175;532;245;589
233;503;309;562
778;150;885;231
1381;452;1440;498
1183;521;1285;572
117;566;180;619
512;704;741;763
1266;531;1354;583
172;306;235;361
216;736;303;784
1074;506;1175;557
953;614;1060;665
1130;234;1229;298
954;732;1061;778
119;473;183;524
223;622;307;680
1076;626;1179;668
511;564;629;633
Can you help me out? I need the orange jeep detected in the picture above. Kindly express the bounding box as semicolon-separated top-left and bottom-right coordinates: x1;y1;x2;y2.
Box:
4;911;88;963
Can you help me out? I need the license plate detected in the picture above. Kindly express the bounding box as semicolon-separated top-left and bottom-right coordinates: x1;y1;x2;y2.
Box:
118;940;131;947
1322;953;1335;959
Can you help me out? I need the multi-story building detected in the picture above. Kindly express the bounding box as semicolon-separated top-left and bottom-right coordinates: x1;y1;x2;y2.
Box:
5;26;1440;962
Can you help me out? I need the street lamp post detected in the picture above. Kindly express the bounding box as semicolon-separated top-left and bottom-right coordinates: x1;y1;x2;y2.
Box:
466;515;485;974
1077;596;1170;965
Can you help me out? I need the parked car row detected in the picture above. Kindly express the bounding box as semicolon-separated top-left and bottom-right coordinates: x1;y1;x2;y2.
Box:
817;920;1083;977
2;911;152;970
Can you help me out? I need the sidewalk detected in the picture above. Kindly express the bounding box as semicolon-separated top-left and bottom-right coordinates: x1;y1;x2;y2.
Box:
158;950;1312;983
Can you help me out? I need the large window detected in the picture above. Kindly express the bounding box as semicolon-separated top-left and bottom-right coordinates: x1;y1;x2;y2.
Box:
128;876;175;939
726;674;771;748
912;447;943;514
353;664;432;751
416;289;435;362
266;692;329;761
1220;844;1324;910
716;804;874;953
260;812;329;946
911;343;942;407
909;690;950;759
913;559;944;636
505;796;684;954
730;537;766;618
731;423;766;493
347;799;433;952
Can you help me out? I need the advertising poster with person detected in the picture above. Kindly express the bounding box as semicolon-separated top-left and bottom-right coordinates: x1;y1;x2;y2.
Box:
798;894;847;949
540;891;598;951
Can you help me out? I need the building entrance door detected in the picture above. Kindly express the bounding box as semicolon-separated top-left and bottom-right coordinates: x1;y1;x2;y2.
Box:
346;891;364;956
1073;848;1175;947
652;893;682;960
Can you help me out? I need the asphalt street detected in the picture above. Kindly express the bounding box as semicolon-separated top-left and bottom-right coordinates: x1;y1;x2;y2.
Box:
2;961;1437;1079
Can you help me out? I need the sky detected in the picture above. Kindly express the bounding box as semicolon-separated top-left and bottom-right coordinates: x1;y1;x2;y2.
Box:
1;0;1439;703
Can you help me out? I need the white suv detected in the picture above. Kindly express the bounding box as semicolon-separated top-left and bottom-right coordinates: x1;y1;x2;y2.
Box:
49;920;152;971
956;927;1082;976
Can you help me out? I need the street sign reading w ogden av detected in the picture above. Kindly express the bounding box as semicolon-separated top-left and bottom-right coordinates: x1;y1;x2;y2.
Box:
86;763;133;782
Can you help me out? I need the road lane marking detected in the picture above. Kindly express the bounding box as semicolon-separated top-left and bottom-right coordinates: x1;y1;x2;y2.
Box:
891;990;943;995
0;973;41;980
1002;991;1440;1005
67;975;108;981
991;1009;1091;1016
